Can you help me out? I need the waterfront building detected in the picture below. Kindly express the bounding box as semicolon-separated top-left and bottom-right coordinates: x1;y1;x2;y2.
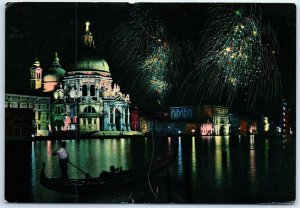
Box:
6;21;132;138
229;114;262;135
50;22;131;133
5;94;51;136
130;107;141;131
170;106;192;120
135;105;231;136
196;105;230;136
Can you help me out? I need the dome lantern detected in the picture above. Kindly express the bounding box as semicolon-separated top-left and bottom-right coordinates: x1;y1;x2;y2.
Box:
82;20;95;48
71;22;110;74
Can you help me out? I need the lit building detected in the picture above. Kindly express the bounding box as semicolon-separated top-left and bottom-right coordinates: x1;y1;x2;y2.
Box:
49;22;131;133
196;105;230;135
130;107;141;131
43;52;66;92
8;21;132;137
170;106;192;120
229;114;262;135
263;116;270;132
30;58;43;90
200;122;214;136
281;99;292;135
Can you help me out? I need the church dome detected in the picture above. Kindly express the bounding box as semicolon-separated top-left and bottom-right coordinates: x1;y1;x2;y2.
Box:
70;21;110;74
43;52;65;82
74;47;110;73
43;74;58;82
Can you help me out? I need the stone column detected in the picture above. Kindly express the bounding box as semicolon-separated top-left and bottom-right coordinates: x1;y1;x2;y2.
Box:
106;105;111;131
120;107;124;131
112;107;116;131
80;118;83;131
127;108;131;131
87;84;90;97
80;83;83;101
119;107;122;131
96;87;99;100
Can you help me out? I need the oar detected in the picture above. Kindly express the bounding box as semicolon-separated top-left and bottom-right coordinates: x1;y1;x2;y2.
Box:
67;160;92;179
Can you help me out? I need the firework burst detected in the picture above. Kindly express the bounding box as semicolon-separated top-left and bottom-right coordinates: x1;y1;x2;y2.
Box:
112;6;194;107
184;5;281;109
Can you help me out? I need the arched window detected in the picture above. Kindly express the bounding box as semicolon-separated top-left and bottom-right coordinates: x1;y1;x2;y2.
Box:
83;106;96;113
55;107;63;114
82;85;87;96
90;85;95;96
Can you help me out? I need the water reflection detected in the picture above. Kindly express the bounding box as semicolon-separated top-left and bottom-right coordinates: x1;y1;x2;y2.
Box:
168;137;172;156
191;136;197;175
215;136;222;184
26;135;295;203
264;139;269;177
177;137;183;176
249;135;256;180
31;142;36;194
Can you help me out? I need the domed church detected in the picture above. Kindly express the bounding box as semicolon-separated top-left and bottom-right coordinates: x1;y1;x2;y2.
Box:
34;22;131;134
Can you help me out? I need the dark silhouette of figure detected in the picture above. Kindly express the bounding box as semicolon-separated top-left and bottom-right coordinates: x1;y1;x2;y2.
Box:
53;141;69;182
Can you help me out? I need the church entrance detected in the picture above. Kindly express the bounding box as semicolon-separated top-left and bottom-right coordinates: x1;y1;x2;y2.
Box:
115;108;121;131
220;125;225;136
87;118;93;131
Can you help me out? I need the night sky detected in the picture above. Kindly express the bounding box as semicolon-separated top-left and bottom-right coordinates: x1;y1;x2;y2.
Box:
5;3;296;118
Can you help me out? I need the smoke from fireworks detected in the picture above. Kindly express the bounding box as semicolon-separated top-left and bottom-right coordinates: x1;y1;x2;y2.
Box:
184;5;281;109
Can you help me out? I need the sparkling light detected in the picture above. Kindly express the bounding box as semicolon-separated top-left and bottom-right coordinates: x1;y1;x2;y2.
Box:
184;5;281;108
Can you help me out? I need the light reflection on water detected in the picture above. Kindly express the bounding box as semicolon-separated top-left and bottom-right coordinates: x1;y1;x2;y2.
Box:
177;137;183;176
29;135;295;203
191;136;197;175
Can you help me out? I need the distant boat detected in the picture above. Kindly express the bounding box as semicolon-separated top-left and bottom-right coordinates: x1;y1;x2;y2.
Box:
40;148;177;195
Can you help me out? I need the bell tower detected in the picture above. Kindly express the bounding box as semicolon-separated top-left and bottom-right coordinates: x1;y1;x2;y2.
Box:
30;58;43;90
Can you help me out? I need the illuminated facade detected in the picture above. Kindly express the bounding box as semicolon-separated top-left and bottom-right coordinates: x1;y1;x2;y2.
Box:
49;22;131;133
134;105;230;136
200;122;214;135
170;106;192;120
30;59;43;90
197;105;230;136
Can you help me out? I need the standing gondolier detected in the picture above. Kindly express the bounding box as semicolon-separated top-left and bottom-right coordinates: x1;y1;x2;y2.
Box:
52;141;69;182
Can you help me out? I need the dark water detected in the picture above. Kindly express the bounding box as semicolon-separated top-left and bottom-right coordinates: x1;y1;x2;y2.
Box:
5;135;295;203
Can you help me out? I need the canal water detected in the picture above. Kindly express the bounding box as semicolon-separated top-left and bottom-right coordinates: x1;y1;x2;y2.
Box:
5;135;295;203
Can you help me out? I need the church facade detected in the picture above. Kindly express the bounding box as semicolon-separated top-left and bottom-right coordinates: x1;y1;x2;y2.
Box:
29;21;131;135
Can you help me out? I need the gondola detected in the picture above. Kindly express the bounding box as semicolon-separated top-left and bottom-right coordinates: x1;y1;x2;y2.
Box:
40;149;177;195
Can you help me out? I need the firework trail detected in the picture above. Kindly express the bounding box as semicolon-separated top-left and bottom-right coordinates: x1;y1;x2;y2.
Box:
184;5;281;108
112;6;194;107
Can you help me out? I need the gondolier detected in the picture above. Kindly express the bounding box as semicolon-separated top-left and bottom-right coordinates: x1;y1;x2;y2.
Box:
40;147;177;195
52;141;69;182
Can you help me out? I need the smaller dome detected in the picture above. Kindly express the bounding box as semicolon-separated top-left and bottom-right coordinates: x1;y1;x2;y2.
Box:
43;74;58;82
44;53;65;82
50;52;65;76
